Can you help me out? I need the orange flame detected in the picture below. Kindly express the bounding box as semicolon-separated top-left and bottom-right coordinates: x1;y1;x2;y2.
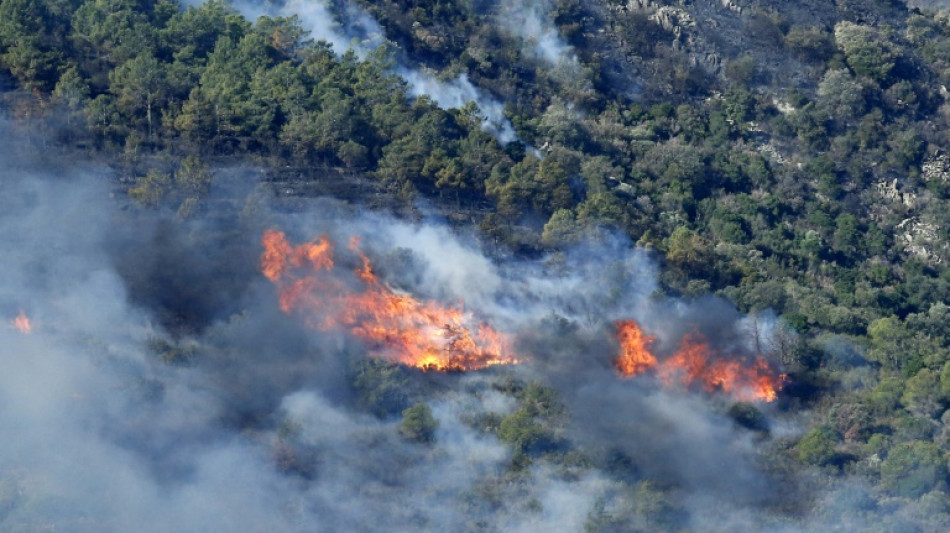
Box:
261;230;517;371
614;320;784;402
614;320;658;375
11;310;31;334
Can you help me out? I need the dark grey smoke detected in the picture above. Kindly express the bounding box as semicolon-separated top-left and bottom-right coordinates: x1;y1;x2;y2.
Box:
0;114;920;532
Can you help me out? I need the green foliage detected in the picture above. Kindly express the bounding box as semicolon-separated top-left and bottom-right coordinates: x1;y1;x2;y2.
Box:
880;441;948;498
784;25;836;63
834;22;898;82
351;358;413;418
902;368;947;419
400;403;438;444
129;168;172;207
498;383;563;461
542;208;583;247
728;402;769;432
795;426;840;466
498;408;549;455
8;2;950;519
665;226;711;276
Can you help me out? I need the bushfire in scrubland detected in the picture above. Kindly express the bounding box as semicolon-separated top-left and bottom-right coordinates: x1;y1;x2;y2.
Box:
261;230;517;371
11;310;31;334
261;230;784;397
614;320;784;402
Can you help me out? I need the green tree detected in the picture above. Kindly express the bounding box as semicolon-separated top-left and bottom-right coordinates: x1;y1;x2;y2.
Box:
795;425;839;466
665;226;711;276
832;213;861;256
834;22;898;82
400;403;438;444
0;0;68;90
880;441;948;498
867;316;916;371
109;52;168;136
903;368;947;419
498;408;549;454
52;63;90;131
71;0;158;83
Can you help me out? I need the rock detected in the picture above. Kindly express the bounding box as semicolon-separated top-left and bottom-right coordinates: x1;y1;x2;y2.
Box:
922;152;950;183
897;217;944;265
874;179;917;207
721;0;743;14
875;179;902;202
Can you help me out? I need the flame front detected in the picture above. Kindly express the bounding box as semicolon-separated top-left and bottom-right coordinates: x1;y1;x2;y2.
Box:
614;320;784;402
261;230;517;371
614;320;658;375
11;310;31;334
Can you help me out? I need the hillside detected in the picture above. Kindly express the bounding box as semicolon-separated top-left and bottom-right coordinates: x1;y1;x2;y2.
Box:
3;0;950;531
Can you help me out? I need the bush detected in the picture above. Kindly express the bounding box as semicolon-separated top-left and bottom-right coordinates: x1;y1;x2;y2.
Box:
400;403;438;444
795;426;839;466
880;441;948;498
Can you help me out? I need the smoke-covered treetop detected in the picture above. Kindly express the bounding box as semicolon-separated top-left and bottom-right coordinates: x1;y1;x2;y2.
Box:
4;0;950;531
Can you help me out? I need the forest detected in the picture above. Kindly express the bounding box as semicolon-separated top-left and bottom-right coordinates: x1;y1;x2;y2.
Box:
3;0;950;531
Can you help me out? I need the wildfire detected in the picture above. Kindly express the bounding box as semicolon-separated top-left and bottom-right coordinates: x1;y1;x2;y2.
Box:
614;320;784;402
261;230;517;371
11;310;31;334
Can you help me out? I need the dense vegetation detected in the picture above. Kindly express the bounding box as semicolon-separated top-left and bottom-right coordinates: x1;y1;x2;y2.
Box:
6;0;950;530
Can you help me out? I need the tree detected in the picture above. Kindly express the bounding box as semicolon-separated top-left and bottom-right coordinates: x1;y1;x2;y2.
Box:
817;69;867;127
665;226;711;276
71;0;157;82
867;316;916;371
0;0;67;90
832;213;861;256
834;22;898;83
400;403;438;444
784;25;835;63
129;168;171;207
174;155;213;198
110;52;168;136
880;441;948;498
498;408;548;454
795;425;839;466
728;402;769;432
903;368;947;419
52;64;90;131
351;358;412;417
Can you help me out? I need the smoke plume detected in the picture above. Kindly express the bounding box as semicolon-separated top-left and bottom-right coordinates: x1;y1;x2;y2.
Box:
497;0;577;67
0;112;922;532
231;0;518;144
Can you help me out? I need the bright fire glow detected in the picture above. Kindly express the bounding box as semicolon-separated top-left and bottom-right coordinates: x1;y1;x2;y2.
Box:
11;310;31;334
614;320;784;402
261;230;517;372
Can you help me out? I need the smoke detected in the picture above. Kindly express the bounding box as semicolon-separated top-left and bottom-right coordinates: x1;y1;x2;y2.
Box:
230;0;518;144
1;111;926;531
496;0;577;67
231;0;385;60
399;69;518;144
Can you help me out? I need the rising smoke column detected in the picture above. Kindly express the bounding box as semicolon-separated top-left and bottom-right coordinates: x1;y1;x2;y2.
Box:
497;0;577;66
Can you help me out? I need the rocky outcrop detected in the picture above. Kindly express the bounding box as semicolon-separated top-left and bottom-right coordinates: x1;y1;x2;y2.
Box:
897;217;944;265
922;153;950;183
875;179;917;208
